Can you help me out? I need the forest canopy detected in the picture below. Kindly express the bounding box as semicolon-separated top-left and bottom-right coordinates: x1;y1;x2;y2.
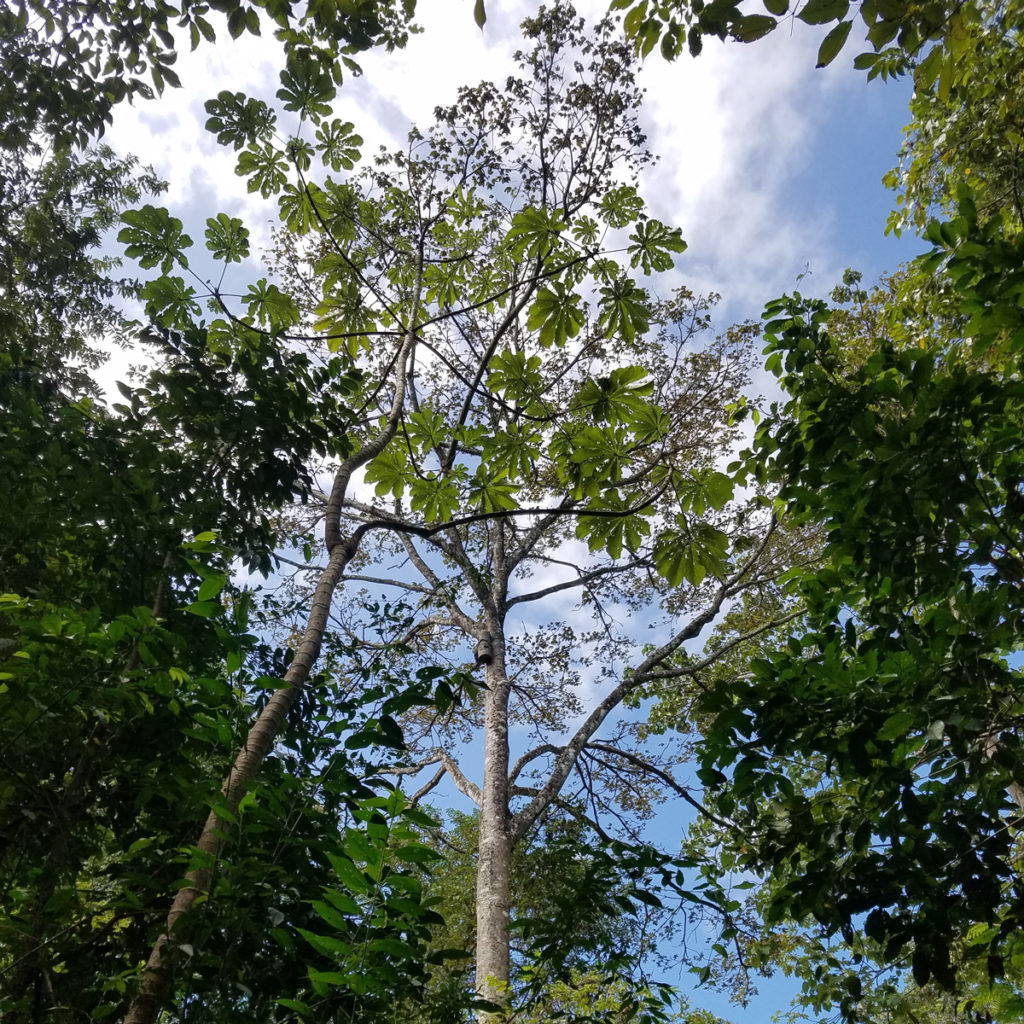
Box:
1;1;1022;1023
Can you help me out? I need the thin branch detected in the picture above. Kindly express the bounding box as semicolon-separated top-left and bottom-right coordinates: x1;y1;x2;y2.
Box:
584;742;733;831
509;743;563;784
633;608;804;685
507;558;646;609
411;766;447;806
439;749;482;806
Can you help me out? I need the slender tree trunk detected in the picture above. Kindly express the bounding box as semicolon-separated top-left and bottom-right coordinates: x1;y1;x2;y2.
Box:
125;254;424;1022
123;540;353;1024
475;643;512;1019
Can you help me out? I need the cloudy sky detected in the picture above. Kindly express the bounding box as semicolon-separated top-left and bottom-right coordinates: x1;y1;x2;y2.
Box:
105;0;922;333
102;5;926;1018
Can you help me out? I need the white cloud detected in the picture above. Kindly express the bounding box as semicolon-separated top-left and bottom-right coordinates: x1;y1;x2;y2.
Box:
103;0;901;335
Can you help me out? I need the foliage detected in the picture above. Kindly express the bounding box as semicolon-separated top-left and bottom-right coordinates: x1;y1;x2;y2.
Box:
885;0;1024;234
610;0;1016;85
110;3;803;1017
0;0;415;149
686;195;1024;1020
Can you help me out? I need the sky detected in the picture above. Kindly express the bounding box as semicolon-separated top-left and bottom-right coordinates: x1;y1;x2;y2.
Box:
103;0;924;340
101;4;929;1019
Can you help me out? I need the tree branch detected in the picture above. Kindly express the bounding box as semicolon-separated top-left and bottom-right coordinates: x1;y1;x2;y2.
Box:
439;749;483;806
583;742;733;831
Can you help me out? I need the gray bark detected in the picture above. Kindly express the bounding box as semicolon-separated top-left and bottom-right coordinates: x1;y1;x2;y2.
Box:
124;262;423;1024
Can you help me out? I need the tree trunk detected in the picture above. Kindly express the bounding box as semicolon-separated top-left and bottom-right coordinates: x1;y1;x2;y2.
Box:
123;540;353;1024
125;286;422;1022
475;643;512;1018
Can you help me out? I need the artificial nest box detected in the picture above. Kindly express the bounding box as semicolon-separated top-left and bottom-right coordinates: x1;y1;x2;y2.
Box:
474;633;493;667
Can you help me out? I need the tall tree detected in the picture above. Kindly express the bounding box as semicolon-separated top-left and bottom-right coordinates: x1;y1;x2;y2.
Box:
263;8;801;1013
113;5;802;1018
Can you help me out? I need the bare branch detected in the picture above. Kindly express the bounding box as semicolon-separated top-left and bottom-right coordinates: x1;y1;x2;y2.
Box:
633;607;804;685
507;559;645;609
509;743;563;784
439;749;483;806
411;766;447;806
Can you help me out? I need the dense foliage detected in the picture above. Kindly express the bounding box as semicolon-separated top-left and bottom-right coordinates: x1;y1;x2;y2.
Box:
3;0;1022;1021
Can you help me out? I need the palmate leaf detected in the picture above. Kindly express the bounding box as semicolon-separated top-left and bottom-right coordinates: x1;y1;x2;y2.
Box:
314;278;378;353
405;407;449;452
576;365;653;425
244;279;300;330
277;51;336;120
575;494;653;560
316;119;363;171
628;218;687;273
468;467;520;513
555;423;632;492
203;90;276;150
364;448;410;500
486;348;544;400
139;275;201;328
204;213;249;263
599;184;645;228
423;261;461;309
653;520;730;585
482;424;543;482
284;136;315;172
278;182;327;235
526;282;585;348
409;473;460;522
118;205;192;273
503;206;566;260
236;144;289;198
597;278;651;343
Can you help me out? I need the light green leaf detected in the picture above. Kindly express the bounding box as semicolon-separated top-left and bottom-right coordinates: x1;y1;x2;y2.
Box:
204;213;249;262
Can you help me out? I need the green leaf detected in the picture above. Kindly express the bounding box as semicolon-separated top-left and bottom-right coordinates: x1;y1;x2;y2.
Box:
197;574;227;602
296;927;352;957
627;218;687;274
327;853;370;893
877;710;915;740
468;468;520;513
118;205;192;273
244;279;301;329
526;283;585;347
731;14;778;41
278;182;327;235
599;184;645;229
504;206;566;260
365;448;410;500
409;473;460;523
204;213;249;262
139;275;201;328
598;278;650;343
275;999;311;1015
797;0;849;25
576;366;653;424
315;119;363;172
277;52;336;119
816;20;853;66
474;0;486;28
394;843;443;864
204;91;276;150
236;144;289;198
368;937;418;958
